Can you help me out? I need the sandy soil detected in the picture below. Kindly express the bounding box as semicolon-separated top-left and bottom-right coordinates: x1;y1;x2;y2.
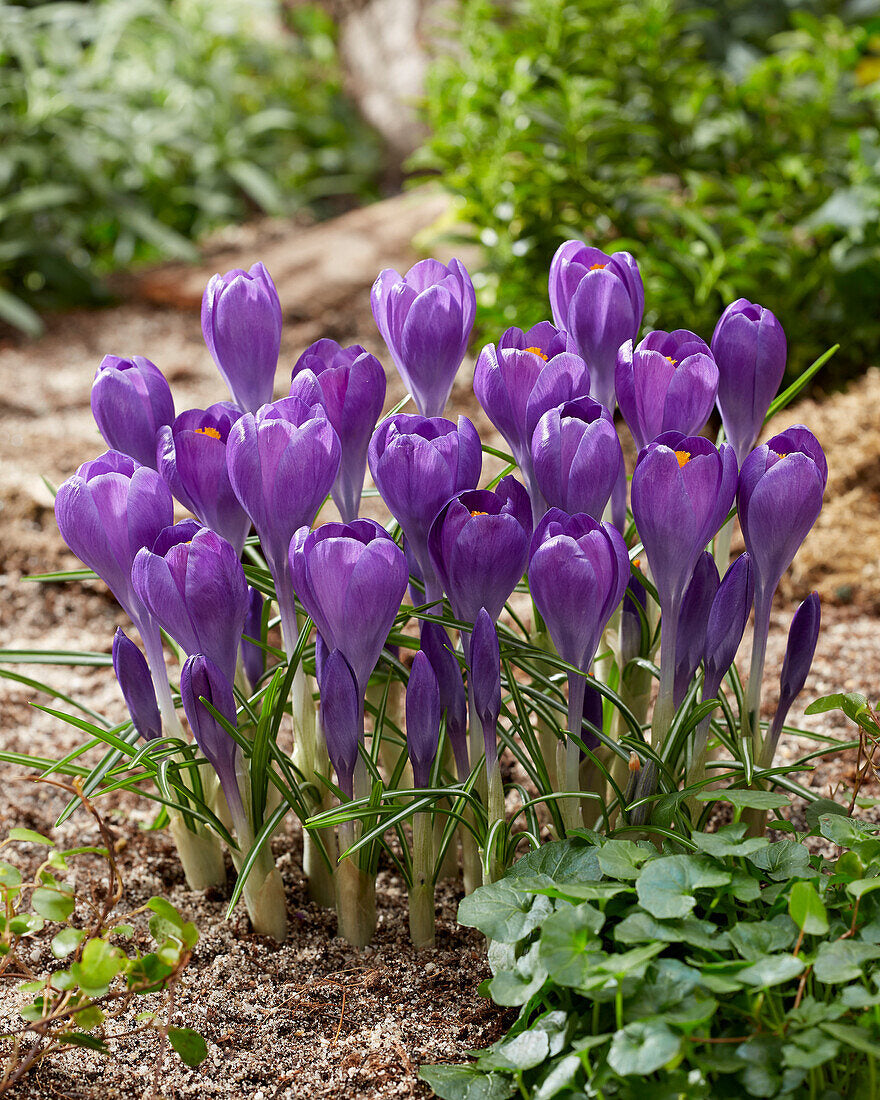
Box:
0;190;877;1098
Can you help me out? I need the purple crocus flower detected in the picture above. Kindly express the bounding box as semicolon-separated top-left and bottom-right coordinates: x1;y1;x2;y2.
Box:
428;475;532;626
673;552;720;708
156;402;250;555
420;621;469;779
528;509;630;676
631;432;737;619
615;330;719;451
531;396;623;521
406;650;442;789
180;654;245;824
470;608;502;769
764;592;821;764
90;355;175;469
54;451;174;624
368;414;481;605
548;242;643;410
371;258;476;417
704;553;754;699
290;519;408;698
319;649;361;798
473;334;590;519
290;340;387;522
201;262;282;413
132;522;249;685
712;299;787;467
112;628;161;742
241;587;265;692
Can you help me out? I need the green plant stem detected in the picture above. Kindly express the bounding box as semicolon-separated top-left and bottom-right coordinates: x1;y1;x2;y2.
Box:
713;515;735;574
561;671;587;834
409;812;435;948
335;817;376;949
168;810;227;892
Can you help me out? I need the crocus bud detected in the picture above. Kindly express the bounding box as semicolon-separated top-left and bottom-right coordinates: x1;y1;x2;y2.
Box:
368;414;481;604
55;451;174;623
241;587;265;692
291;341;387;522
226;397;341;578
673;552;720;708
428;476;532;626
319;649;361;798
474;332;589;516
765;593;821;763
290;519;409;698
156;402;249;555
201;262;282;413
615;330;718;451
703;553;754;698
180;654;245;823
531;396;623;520
91;356;175;469
620;573;649;668
420;621;468;778
406;650;442;788
737;425;827;602
132;523;249;685
528;509;630;672
371;258;476;418
631;432;737;618
470;608;502;756
112;628;161;741
548;242;644;410
712;299;786;467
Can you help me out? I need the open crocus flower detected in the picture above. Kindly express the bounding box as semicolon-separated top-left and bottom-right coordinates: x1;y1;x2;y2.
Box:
91;355;175;469
156;402;250;555
368;413;481;606
290;340;386;523
531;395;623;520
201;262;282;413
474;333;590;520
132;522;249;686
548;242;643;410
290;518;408;699
712;299;787;467
371;258;476;417
427;475;532;627
615;329;719;451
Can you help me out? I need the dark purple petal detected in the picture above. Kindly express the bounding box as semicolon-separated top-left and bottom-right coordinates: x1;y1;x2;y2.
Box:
470;608;501;748
91;356;175;469
180;654;244;823
319;648;361;798
673;551;720;707
112;628;161;741
241;587;265;692
768;592;821;752
406;650;441;788
620;573;648;667
704;553;754;698
419;621;468;776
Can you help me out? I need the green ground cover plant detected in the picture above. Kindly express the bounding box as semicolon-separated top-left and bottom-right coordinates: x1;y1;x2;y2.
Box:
419;0;880;383
422;806;880;1099
0;0;380;333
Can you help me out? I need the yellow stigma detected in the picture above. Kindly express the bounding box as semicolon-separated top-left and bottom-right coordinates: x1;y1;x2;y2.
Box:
632;558;641;570
524;346;549;361
665;356;678;366
195;426;222;440
590;263;607;270
675;449;692;468
774;449;789;459
470;510;489;517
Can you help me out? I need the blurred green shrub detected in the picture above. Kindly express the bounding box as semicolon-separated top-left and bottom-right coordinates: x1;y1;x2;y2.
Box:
419;0;880;382
0;0;381;334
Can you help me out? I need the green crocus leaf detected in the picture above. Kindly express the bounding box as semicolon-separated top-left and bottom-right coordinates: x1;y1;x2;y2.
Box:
696;789;790;810
636;856;730;919
607;1020;681;1075
458;881;553;943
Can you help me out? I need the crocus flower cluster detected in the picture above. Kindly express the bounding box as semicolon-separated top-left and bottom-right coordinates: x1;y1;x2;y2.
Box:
53;237;828;950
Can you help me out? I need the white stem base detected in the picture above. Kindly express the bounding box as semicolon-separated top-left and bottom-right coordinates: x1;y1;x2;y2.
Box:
169;811;226;891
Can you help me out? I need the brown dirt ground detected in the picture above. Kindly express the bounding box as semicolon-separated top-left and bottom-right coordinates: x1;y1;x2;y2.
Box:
0;190;877;1098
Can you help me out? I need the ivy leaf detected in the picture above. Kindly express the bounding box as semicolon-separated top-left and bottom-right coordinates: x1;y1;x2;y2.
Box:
788;881;829;934
506;838;601;883
636;856;730;919
614;910;728;951
51;927;86;958
596;839;653;880
8;828;54;846
532;1054;582;1100
419;1064;517;1100
736;953;805;988
728;915;797;959
31;887;75;922
690;825;770;859
747;841;813;881
486;941;548;1007
458;881;553;943
607;1020;681;1075
70;938;125;996
537;902;605;987
813;940;880;984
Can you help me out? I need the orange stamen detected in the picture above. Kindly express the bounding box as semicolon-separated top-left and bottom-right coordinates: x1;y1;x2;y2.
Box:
675;450;691;468
524;346;549;361
195;426;222;440
470;510;489;517
590;263;607;270
665;356;678;366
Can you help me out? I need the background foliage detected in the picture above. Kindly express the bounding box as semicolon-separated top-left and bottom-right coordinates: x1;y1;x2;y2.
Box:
419;0;880;383
0;0;381;333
